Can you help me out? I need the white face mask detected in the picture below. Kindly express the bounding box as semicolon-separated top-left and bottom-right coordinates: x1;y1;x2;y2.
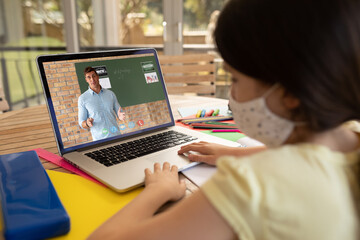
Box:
229;84;299;147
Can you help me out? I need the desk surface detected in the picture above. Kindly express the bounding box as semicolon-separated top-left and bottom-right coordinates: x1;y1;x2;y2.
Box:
0;95;229;193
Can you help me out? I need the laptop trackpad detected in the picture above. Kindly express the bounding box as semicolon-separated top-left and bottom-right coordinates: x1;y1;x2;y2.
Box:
145;149;198;171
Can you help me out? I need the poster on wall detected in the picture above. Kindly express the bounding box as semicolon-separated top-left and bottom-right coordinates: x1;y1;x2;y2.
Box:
93;66;112;89
141;62;159;84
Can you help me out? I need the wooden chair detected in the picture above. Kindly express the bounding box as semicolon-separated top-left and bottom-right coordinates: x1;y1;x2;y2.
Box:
0;87;9;112
159;54;216;97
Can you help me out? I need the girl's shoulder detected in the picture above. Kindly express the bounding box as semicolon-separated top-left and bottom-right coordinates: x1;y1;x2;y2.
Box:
208;143;359;240
217;142;358;184
220;143;339;164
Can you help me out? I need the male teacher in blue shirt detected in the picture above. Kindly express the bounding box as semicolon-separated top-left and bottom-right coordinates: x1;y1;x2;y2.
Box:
78;67;125;141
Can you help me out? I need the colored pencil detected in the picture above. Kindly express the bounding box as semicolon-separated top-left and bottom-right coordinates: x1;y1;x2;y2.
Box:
212;129;242;133
181;116;233;124
190;123;238;129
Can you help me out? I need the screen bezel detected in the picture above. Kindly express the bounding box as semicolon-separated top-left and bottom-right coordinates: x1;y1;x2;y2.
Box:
36;48;175;155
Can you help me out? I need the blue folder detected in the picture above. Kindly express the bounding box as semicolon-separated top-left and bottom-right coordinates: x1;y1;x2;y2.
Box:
0;151;70;240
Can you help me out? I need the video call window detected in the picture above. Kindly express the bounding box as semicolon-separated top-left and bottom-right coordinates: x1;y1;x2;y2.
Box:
43;53;172;149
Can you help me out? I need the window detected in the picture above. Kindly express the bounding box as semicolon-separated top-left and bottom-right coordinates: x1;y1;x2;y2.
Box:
76;0;164;48
0;0;230;110
183;0;226;46
0;0;66;110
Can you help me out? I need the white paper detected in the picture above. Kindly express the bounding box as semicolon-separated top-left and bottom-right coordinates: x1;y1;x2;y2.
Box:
181;163;217;187
99;77;111;89
237;136;264;147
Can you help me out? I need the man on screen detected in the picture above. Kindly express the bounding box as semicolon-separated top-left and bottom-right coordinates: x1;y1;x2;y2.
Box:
78;67;125;141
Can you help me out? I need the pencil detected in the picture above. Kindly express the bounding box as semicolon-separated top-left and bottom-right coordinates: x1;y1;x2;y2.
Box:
181;116;233;124
212;109;220;116
212;129;242;133
205;109;214;117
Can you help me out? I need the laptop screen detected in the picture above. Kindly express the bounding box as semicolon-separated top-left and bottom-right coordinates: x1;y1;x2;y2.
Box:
37;48;174;154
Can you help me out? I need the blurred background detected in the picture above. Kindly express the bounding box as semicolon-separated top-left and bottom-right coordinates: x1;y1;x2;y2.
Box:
0;0;232;111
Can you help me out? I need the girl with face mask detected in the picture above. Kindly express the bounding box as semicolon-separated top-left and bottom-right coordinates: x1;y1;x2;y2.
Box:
89;0;360;239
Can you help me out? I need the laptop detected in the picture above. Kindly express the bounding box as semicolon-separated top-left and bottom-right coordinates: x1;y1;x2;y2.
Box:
36;48;239;192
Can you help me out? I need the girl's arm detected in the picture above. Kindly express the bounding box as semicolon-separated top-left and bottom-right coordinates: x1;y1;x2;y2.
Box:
88;162;235;240
178;141;266;165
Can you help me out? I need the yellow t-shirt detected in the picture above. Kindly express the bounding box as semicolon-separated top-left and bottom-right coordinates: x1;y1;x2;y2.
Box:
202;142;360;239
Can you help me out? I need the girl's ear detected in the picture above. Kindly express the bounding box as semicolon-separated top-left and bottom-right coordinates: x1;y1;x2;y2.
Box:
282;91;301;110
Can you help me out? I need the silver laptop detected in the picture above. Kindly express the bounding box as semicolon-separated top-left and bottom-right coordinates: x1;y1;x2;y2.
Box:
36;48;239;192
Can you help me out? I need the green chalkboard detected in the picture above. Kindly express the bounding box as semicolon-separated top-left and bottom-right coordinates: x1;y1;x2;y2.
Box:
75;55;165;107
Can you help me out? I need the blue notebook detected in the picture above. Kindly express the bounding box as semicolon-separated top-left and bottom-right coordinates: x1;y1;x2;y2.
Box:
0;151;70;240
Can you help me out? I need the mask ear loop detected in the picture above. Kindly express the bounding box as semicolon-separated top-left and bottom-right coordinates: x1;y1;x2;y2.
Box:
262;83;281;99
265;83;307;127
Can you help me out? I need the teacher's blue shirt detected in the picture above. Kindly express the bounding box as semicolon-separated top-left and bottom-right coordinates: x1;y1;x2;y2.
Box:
78;88;121;141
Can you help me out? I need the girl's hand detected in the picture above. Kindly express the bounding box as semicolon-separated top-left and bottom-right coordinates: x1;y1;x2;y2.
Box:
178;141;235;165
144;162;186;202
178;141;266;165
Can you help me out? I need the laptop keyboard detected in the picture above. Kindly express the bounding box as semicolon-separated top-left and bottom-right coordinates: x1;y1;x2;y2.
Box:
84;130;198;167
